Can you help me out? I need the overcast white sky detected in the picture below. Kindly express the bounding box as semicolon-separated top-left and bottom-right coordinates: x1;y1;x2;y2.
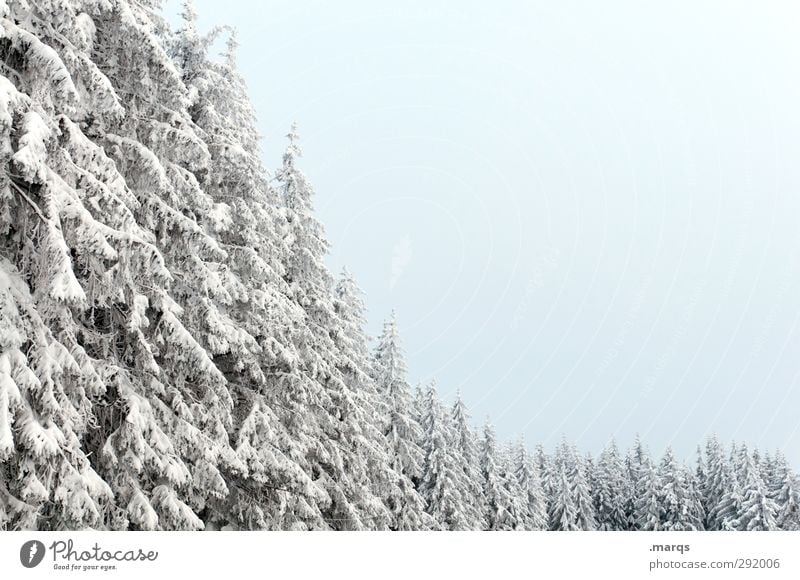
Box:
171;0;800;463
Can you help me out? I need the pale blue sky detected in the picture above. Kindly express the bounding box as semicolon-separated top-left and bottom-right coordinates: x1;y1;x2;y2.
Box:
170;0;800;463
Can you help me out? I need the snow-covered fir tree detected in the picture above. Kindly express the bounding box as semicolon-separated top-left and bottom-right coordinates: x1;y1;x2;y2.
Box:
372;314;432;530
734;447;778;531
775;457;800;531
273;125;388;530
480;420;518;530
546;440;596;531
512;439;548;530
657;447;703;531
498;442;529;530
0;0;229;531
450;392;487;529
633;454;662;531
548;455;578;531
684;467;706;531
418;382;474;530
171;2;325;530
701;435;727;529
593;440;630;531
709;459;743;531
569;446;597;530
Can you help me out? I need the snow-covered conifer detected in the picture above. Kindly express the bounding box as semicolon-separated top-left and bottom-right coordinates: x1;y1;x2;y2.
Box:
548;457;577;531
480;420;517;530
570;446;597;530
273;127;389;530
657;447;703;531
594;440;630;530
775;459;800;531
0;0;219;531
512;439;547;530
633;454;662;530
708;459;742;531
450;392;487;529
372;314;432;530
418;382;470;530
734;448;778;531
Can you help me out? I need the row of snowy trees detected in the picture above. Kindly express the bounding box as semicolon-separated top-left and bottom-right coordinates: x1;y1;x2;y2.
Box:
390;352;799;532
0;0;796;531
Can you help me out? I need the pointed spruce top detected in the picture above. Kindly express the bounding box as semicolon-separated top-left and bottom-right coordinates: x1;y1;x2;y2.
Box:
181;0;199;33
224;28;240;69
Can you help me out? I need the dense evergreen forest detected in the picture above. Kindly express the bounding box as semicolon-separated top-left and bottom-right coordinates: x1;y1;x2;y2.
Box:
0;0;797;531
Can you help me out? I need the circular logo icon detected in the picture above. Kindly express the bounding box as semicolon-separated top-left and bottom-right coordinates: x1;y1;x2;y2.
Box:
20;540;45;568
